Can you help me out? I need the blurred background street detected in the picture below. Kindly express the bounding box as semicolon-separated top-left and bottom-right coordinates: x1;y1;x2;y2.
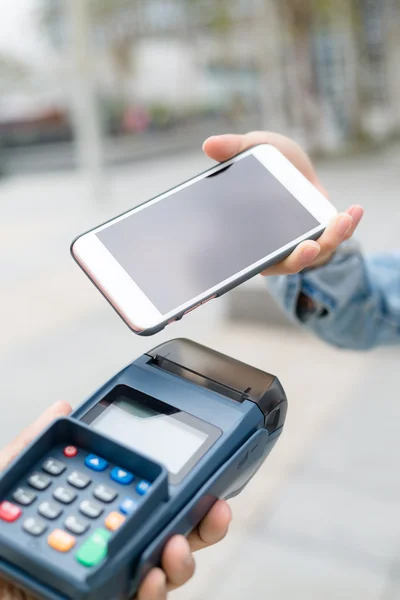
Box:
1;1;400;599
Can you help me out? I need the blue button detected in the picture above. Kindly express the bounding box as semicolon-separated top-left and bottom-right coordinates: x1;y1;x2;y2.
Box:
136;480;150;496
120;497;139;515
110;467;134;485
85;455;108;472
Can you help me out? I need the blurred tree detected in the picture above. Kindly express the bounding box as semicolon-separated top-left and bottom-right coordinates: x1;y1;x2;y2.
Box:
385;0;400;130
39;0;398;151
348;0;370;141
277;0;321;146
186;0;248;127
90;0;136;106
186;0;235;66
343;0;393;142
278;0;366;147
40;0;136;106
188;0;275;128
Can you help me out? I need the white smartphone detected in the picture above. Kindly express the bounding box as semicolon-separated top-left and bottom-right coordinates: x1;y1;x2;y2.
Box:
71;144;336;335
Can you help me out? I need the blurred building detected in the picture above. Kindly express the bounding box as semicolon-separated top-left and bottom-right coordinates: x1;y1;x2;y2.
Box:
5;0;400;153
44;0;263;114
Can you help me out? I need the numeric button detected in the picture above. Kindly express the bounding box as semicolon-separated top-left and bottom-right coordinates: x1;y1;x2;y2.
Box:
93;485;117;503
38;501;63;520
12;488;36;506
65;515;89;535
53;487;77;505
23;517;47;537
79;500;103;519
67;471;91;490
42;458;66;476
28;473;51;491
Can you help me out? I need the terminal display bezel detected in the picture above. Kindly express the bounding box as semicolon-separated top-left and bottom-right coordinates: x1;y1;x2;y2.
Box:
80;385;222;485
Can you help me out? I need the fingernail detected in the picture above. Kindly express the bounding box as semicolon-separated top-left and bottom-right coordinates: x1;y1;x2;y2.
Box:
347;205;364;224
183;552;194;569
347;206;357;216
51;401;72;416
176;537;193;569
224;502;233;524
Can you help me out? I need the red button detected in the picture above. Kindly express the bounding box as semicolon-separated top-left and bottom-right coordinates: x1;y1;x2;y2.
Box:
63;446;78;458
0;501;22;522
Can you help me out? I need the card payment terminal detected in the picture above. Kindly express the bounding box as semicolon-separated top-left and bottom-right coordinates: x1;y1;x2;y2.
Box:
0;338;287;600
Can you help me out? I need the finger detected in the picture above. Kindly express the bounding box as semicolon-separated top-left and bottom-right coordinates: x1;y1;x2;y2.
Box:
137;568;167;600
161;536;195;592
344;205;364;239
187;500;232;553
0;401;72;471
262;207;362;276
314;213;353;259
262;212;353;276
203;131;326;193
262;240;321;276
310;210;363;267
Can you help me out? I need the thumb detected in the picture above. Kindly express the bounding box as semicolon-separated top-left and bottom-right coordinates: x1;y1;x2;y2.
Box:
203;131;329;197
0;401;72;471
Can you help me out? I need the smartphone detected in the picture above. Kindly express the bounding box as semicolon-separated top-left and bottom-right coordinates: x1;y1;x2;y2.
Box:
71;144;336;335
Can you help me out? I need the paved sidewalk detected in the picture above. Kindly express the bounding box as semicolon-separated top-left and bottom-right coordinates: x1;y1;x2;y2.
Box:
173;334;400;600
1;145;400;599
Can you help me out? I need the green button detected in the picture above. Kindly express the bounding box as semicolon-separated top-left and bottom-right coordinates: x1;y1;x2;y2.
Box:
76;529;111;567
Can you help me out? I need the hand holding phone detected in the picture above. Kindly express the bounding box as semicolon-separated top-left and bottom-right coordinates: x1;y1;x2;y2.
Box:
203;132;363;276
71;138;359;336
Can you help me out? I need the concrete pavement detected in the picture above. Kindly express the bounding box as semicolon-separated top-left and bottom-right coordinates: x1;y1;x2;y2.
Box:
1;145;400;598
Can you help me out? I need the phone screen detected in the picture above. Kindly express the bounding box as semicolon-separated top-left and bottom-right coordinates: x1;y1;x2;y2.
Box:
96;154;319;314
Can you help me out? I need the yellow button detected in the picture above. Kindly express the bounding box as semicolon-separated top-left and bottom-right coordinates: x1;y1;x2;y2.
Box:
105;512;125;531
48;529;76;552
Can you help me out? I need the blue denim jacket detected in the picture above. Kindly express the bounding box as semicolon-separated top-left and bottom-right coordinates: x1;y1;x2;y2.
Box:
266;242;400;350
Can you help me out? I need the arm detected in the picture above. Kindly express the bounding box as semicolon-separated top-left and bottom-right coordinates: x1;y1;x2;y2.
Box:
267;243;400;350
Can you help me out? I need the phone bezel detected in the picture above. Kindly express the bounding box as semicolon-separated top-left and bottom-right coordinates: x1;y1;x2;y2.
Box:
71;144;337;335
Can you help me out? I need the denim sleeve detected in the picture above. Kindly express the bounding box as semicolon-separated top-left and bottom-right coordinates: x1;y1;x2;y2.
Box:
266;242;400;350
